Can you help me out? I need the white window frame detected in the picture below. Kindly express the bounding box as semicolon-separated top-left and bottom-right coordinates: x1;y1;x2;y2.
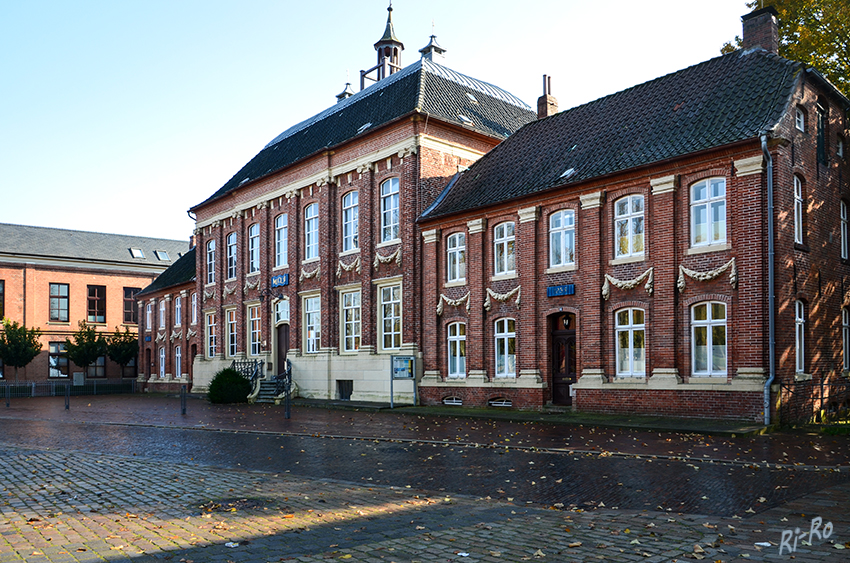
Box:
226;232;237;279
174;296;182;327
159;300;166;329
794;176;804;245
340;289;361;353
379;283;402;350
248;304;261;356
494;222;516;276
175;345;182;378
380;178;400;243
274;298;290;324
691;302;727;377
206;240;216;284
206;313;217;358
342;191;359;252
248;223;260;273
447;322;466;378
842;201;848;260
795;300;805;373
795;107;806;132
614;195;645;258
145;303;152;331
839;137;845;158
615;308;646;377
191;293;197;324
446;232;466;283
226;309;237;357
843;308;850;371
275;214;288;268
690;178;726;247
549;210;576;267
305;203;319;260
159;347;165;378
303;295;321;353
494;318;516;378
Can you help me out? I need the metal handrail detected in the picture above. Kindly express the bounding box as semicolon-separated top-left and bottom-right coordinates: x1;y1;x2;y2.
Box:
274;359;292;419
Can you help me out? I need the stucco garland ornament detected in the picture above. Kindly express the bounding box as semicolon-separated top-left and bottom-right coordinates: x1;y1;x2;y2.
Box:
223;285;236;296
601;267;654;300
170;330;182;342
484;286;521;312
186;329;197;338
677;258;737;293
155;332;166;343
203;289;215;301
436;292;471;316
299;264;320;282
336;256;361;277
373;248;402;270
244;278;259;291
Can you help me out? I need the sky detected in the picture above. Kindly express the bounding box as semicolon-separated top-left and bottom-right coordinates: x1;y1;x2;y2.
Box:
1;0;751;242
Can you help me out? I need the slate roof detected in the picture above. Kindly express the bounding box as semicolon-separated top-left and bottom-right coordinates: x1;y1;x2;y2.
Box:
0;223;189;267
422;48;805;220
136;247;196;297
192;58;537;210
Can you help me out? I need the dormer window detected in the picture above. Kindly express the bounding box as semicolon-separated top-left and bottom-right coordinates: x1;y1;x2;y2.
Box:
465;92;479;104
130;248;145;259
458;115;474;126
154;250;169;261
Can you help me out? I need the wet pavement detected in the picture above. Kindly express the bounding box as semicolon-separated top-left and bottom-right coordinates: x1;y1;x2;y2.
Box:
0;395;849;562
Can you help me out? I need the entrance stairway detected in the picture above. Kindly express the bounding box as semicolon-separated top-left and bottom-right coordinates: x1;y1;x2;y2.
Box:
254;379;280;404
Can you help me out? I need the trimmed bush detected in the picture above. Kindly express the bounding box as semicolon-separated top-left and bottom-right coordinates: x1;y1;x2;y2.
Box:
207;368;251;404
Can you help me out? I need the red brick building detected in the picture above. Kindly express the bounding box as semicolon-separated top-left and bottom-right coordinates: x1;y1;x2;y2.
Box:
417;8;850;422
0;223;188;382
184;7;536;401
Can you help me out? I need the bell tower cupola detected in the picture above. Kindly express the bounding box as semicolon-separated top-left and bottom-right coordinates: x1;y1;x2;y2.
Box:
360;3;405;89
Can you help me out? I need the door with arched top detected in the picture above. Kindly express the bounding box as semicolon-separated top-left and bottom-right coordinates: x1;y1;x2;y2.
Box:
551;313;577;405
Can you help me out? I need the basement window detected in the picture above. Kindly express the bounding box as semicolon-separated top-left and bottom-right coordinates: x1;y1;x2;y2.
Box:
129;248;145;259
442;396;463;406
488;397;512;408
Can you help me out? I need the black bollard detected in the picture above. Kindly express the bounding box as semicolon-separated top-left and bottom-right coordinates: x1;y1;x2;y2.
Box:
5;385;9;408
65;382;70;410
181;385;187;415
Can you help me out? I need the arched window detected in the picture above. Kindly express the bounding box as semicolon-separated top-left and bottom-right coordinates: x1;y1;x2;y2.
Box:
447;322;466;378
342;191;359;251
794;176;804;244
614;195;644;258
226;232;237;279
275;214;288;267
446;233;466;282
191;293;198;324
159;347;165;378
690;178;726;247
495;318;516;377
380;178;400;242
206;240;216;284
615;308;645;377
305;203;319;260
248;223;260;273
494;222;515;275
795;301;805;373
691;302;726;376
549;210;576;267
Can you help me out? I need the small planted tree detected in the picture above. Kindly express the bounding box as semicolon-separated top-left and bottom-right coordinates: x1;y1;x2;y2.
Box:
106;327;139;379
207;368;251;404
65;321;107;379
0;319;43;382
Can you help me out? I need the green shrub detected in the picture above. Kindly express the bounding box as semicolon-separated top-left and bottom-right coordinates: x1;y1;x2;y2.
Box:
207;368;251;404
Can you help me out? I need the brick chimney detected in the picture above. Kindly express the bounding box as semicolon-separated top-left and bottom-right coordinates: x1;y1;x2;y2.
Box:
537;75;558;119
742;6;779;54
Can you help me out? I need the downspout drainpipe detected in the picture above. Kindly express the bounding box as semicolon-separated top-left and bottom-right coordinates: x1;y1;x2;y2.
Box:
762;133;775;426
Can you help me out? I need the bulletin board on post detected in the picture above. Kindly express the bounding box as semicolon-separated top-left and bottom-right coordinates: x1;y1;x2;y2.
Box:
390;355;416;408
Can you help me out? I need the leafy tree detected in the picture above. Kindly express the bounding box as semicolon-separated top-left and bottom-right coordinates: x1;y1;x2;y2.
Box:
207;368;251;404
0;319;43;382
65;321;107;379
721;1;849;96
106;327;139;379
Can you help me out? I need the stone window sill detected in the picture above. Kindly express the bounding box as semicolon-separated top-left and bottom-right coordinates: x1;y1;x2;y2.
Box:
610;254;645;266
491;272;517;282
545;263;577;274
444;280;467;288
685;243;730;256
376;239;401;249
339;248;360;257
794;372;812;382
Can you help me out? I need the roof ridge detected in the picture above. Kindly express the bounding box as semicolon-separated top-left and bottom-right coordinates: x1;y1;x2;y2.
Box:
0;222;187;245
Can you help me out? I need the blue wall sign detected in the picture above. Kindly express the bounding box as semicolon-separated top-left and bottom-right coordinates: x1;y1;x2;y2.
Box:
547;284;575;297
145;335;151;342
271;274;289;288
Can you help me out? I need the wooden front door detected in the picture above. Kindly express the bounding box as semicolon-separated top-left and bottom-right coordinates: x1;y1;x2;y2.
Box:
276;324;289;375
552;313;577;405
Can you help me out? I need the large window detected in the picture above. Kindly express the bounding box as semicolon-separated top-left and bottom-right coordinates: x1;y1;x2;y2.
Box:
304;296;321;353
191;293;198;324
380;178;400;242
174;295;182;327
842;201;848;260
226;309;237;357
795;300;805;373
341;290;361;352
794;176;804;244
446;233;466;283
549;210;575;267
494;222;516;276
206;240;216;284
226;232;237;279
175;345;182;378
123;287;141;324
843;308;850;371
342;191;359;252
691;178;726;247
615;195;644;258
145;303;152;331
48;342;68;378
494;318;516;377
380;284;401;350
275;214;288;268
206;313;217;358
159;300;166;329
615;308;645;377
447;322;466;378
305;203;319;260
159;347;166;378
87;285;106;323
49;283;69;322
91;355;106;378
248;223;260;273
248;304;261;356
691;302;726;376
0;280;4;319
